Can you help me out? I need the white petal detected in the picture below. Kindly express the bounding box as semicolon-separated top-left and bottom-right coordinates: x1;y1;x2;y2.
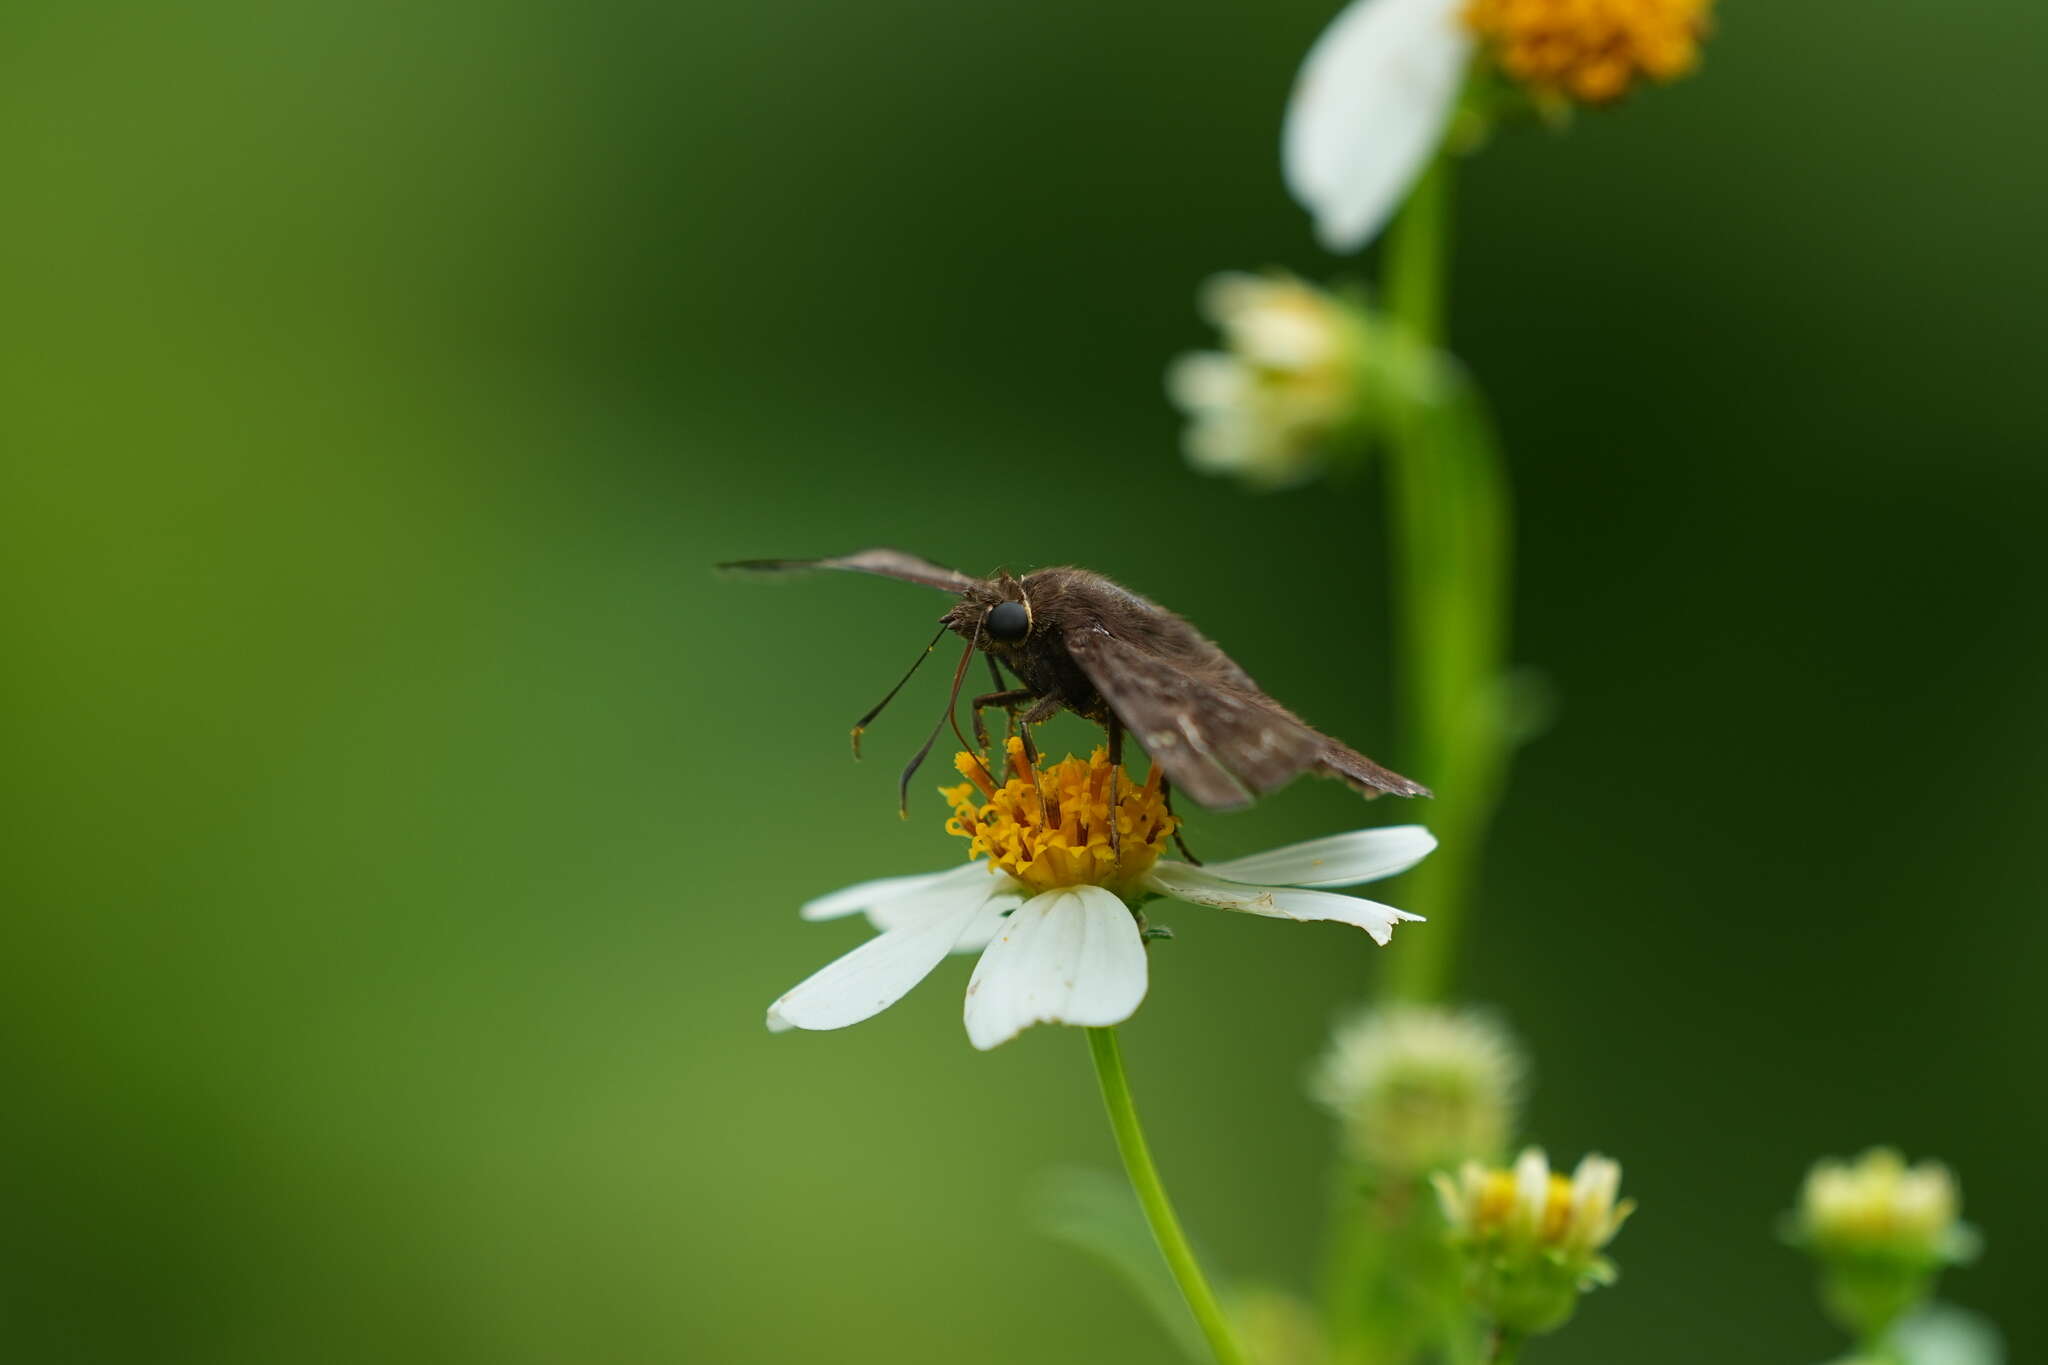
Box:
1229;305;1337;373
1282;0;1472;252
962;886;1148;1051
1511;1148;1551;1239
799;863;977;922
949;888;1030;953
1568;1153;1621;1242
768;889;1000;1033
1197;825;1437;889
1165;351;1250;414
864;866;1020;936
1197;271;1266;326
1182;412;1265;476
1142;862;1422;946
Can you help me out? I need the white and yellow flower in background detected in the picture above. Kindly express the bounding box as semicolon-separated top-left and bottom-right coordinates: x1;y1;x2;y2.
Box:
1796;1148;1967;1265
1789;1148;1978;1343
1434;1147;1635;1336
767;739;1436;1050
1166;271;1373;489
1285;0;1714;251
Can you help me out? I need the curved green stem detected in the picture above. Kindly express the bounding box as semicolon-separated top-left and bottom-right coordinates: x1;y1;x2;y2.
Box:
1086;1028;1247;1365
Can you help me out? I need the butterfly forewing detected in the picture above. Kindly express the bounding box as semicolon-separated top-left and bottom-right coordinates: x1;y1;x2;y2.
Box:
717;548;974;593
1062;625;1325;809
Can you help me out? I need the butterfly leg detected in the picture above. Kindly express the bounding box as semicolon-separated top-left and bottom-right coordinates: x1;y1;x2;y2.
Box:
983;657;1016;758
1015;694;1062;826
1105;713;1126;868
970;687;1038;780
1160;775;1202;865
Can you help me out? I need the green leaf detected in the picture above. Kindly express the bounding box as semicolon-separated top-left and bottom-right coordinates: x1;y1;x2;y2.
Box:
1894;1304;2005;1365
1033;1167;1208;1362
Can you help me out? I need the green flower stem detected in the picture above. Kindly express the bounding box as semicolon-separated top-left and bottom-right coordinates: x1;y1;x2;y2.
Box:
1386;154;1453;349
1086;1027;1247;1365
1380;153;1516;1003
1489;1326;1527;1363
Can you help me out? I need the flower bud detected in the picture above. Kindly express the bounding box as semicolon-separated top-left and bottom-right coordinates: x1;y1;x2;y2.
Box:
1167;272;1377;489
1433;1148;1635;1337
1309;1005;1524;1177
1788;1148;1976;1343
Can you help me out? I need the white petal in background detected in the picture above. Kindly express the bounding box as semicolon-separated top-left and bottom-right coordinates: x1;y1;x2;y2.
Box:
863;865;1020;939
963;886;1149;1051
1200;825;1436;888
1282;0;1471;253
799;864;972;922
1511;1148;1551;1240
1142;862;1422;946
769;886;1007;1033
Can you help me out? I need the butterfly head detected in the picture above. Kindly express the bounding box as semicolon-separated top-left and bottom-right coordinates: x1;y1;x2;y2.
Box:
942;571;1033;647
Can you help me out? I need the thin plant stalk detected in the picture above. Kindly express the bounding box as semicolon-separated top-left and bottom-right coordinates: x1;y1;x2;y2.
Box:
1379;155;1516;1003
1086;1027;1248;1365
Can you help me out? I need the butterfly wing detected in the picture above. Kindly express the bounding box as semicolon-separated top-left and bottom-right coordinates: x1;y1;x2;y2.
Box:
1062;623;1430;809
717;548;976;594
1062;625;1324;810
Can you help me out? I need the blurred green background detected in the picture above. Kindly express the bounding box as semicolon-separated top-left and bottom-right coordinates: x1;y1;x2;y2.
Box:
4;1;2043;1360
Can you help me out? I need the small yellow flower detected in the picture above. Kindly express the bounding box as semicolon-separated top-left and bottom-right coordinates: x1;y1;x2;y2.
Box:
941;738;1176;897
1796;1148;1963;1263
1434;1148;1633;1335
1438;1149;1631;1257
1788;1148;1976;1342
1464;0;1713;105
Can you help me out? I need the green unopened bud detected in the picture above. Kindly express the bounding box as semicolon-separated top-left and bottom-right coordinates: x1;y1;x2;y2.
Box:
1433;1148;1635;1338
1309;1005;1524;1178
1788;1148;1976;1344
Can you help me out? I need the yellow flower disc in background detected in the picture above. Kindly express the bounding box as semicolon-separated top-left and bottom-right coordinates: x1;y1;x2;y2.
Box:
1464;0;1713;104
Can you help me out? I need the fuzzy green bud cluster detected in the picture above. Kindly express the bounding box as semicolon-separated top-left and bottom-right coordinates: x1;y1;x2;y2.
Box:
1788;1148;1976;1343
1433;1148;1634;1338
1309;1005;1524;1178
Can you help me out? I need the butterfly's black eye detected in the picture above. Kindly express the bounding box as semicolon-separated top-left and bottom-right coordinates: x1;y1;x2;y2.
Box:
986;601;1030;642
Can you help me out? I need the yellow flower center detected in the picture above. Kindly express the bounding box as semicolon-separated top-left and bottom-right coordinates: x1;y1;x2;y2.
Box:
1462;0;1712;105
1475;1169;1576;1243
941;737;1176;896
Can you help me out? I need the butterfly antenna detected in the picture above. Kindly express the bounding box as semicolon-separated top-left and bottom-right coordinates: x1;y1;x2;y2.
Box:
851;624;949;758
897;620;983;818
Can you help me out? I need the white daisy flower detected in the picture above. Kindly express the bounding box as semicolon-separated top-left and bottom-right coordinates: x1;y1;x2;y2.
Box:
1283;0;1714;252
768;739;1435;1051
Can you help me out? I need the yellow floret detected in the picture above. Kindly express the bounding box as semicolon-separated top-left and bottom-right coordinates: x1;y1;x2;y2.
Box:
942;737;1176;896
